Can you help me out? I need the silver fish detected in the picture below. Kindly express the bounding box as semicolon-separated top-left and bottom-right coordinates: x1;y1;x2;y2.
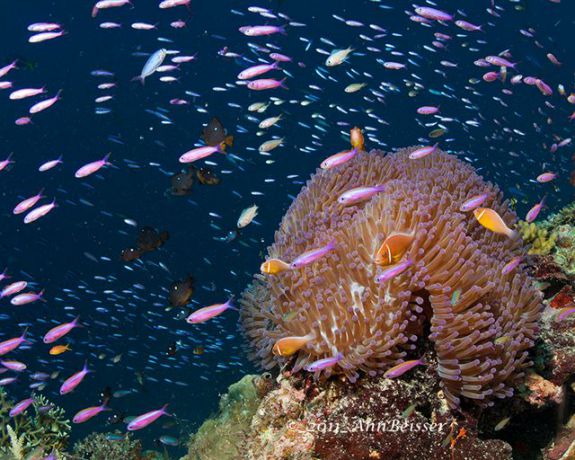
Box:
137;49;167;83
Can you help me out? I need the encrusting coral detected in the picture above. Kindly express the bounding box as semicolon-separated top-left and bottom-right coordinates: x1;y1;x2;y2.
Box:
240;147;544;409
186;374;273;460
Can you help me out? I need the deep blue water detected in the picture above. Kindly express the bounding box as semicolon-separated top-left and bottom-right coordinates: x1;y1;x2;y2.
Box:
0;0;573;456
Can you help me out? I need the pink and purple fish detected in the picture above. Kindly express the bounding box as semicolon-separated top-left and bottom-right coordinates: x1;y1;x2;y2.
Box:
304;353;344;372
73;404;109;423
290;241;336;269
75;153;111;178
376;259;413;283
384;359;425;378
60;361;91;395
338;185;385;206
186;299;234;324
44;316;81;343
127;404;170;431
0;330;28;356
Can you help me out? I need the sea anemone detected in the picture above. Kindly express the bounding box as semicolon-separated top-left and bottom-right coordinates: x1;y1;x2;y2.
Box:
240;147;543;408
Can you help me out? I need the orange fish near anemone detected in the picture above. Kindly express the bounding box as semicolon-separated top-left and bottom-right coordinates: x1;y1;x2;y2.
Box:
374;232;415;266
473;208;517;238
272;334;314;357
260;258;291;275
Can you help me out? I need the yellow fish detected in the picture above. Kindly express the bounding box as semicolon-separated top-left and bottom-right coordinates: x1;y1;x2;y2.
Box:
260;258;291;275
473;208;517;238
374;232;414;266
49;344;71;356
272;334;314;357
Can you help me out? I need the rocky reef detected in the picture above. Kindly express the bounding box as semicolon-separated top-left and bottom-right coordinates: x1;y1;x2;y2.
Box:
184;195;575;458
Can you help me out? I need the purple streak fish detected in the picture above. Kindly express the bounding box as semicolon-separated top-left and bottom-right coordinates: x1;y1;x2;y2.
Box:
0;60;17;79
13;190;44;215
383;358;425;378
9;87;45;100
1;281;27;298
459;193;488;212
29;90;62;114
238;62;280;80
376;259;413;283
186;299;234;324
239;25;286;36
502;256;523;275
247;78;287;91
24;199;56;224
43;316;81;343
60;361;91;395
127;404;170;431
11;289;45;306
337;185;385;206
320;148;358;169
38;155;63;172
536;172;557;183
73;404;109;423
525;197;545;223
409;144;438;160
290;241;336;269
304;353;344;372
0;330;27;356
0;360;26;371
0;153;14;172
75;153;111;178
9;397;34;417
179;145;223;163
414;7;452;21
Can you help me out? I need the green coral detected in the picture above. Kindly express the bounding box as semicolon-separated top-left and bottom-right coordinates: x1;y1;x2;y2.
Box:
72;432;141;460
553;224;575;276
186;374;263;460
517;220;557;255
0;389;70;459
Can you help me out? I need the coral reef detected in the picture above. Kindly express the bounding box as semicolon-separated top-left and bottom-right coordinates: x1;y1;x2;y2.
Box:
241;147;543;409
186;374;273;460
72;432;142;460
186;370;515;460
517;221;557;256
0;389;70;459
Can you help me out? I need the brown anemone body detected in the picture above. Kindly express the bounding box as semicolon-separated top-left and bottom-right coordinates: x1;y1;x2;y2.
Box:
240;147;543;407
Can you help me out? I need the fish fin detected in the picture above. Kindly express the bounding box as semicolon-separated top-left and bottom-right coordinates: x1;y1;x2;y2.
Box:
225;135;234;148
131;75;145;85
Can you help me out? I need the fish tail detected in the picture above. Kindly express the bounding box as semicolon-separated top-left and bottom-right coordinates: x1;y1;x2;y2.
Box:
280;78;289;90
73;315;82;327
279;24;288;35
131;75;145;85
102;152;112;164
225;135;234;148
